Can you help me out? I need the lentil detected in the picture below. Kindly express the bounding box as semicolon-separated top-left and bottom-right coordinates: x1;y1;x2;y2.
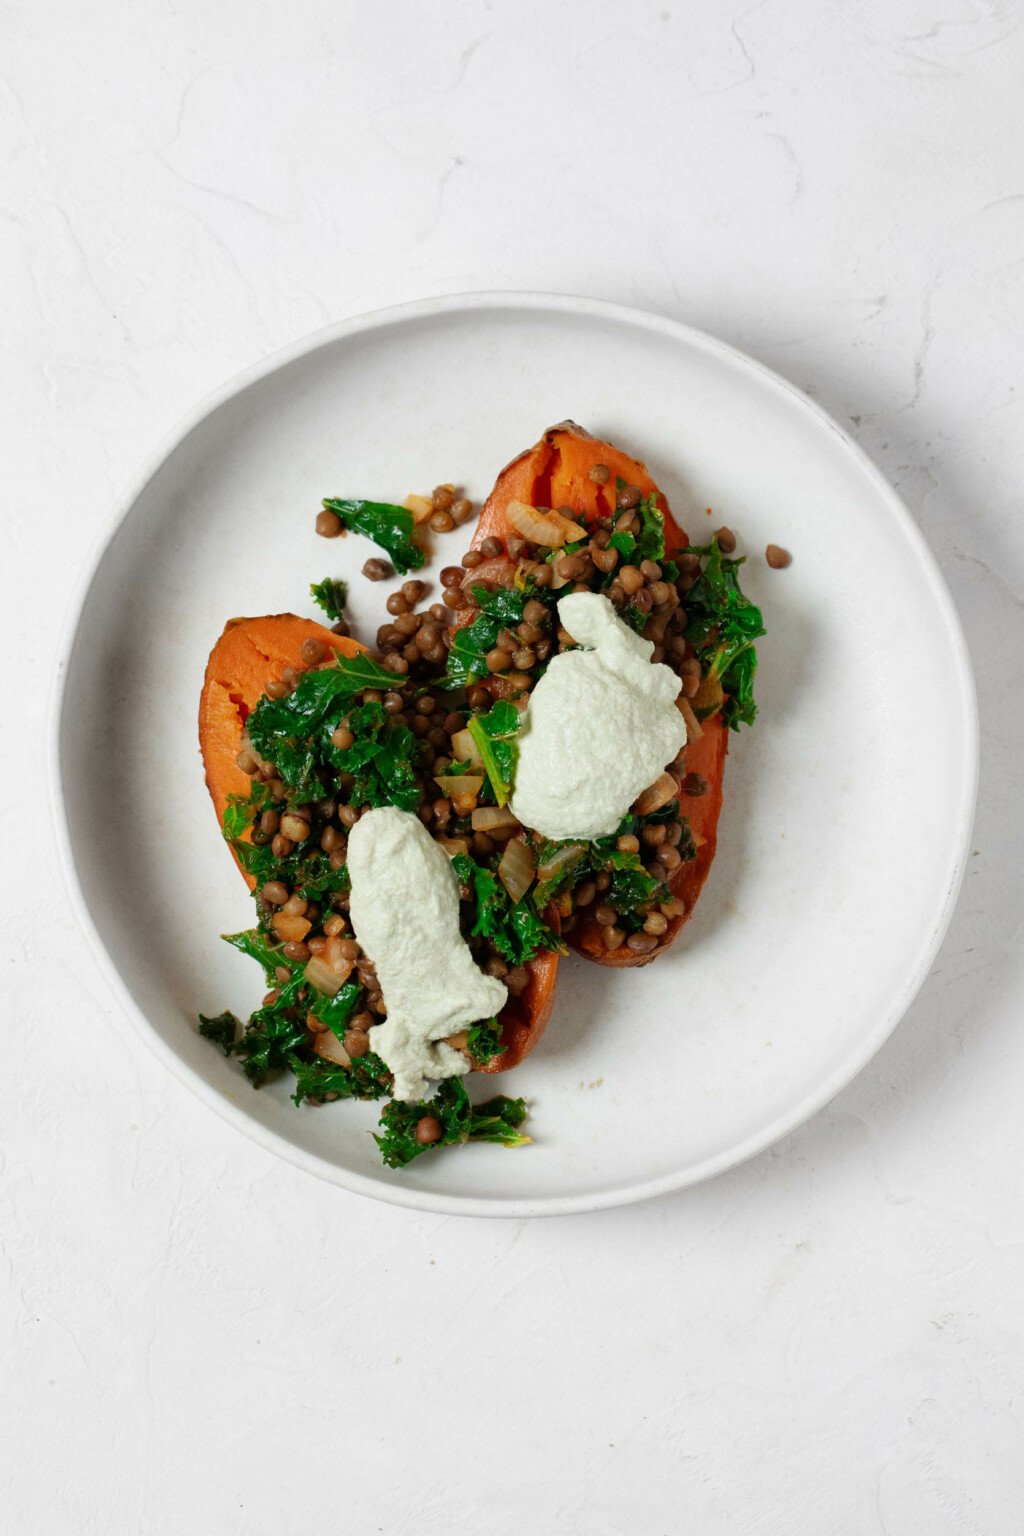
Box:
315;508;342;538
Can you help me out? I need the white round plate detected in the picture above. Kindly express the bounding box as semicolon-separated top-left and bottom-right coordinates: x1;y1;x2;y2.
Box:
53;293;977;1217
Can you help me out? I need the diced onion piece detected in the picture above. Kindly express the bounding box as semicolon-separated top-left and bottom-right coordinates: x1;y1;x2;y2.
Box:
506;499;587;548
632;771;679;816
438;836;470;856
435;773;483;813
450;729;484;770
471;805;520;833
692;831;707;850
536;841;585;886
498;838;536;903
272;912;312;943
404;493;435;524
434;771;483;796
676;697;703;740
460;555;516;589
313;1031;351;1066
304;956;345;997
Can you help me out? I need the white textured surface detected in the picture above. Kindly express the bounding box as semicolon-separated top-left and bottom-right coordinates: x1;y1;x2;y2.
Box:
4;2;1023;1531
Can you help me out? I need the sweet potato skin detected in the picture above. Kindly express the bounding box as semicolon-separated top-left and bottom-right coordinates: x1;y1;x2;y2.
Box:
199;614;558;1069
472;422;728;968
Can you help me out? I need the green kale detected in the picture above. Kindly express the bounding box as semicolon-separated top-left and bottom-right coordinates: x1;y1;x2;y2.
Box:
210;930;380;1093
289;1050;390;1106
636;494;666;563
308;979;361;1037
453;854;562;966
222;926;298;981
245;650;400;791
221;780;270;842
326;700;422;813
467;700;521;807
532;843;587;908
607;857;666;917
611;484;666;564
534;805;693;929
236;845;348;904
621;602;648;635
467;1020;505;1066
310;577;348;620
684;536;766;729
374;1078;530;1169
444;582;555;687
321;498;424;575
232;1005;310;1088
198;1011;240;1054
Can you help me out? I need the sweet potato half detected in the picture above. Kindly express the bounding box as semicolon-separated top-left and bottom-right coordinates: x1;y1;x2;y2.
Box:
199;614;558;1073
470;421;728;968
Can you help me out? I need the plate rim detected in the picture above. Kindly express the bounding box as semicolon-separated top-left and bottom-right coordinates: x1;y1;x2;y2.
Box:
49;290;980;1218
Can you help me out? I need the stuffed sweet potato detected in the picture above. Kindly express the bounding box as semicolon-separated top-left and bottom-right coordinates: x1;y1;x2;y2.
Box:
465;421;732;967
199;614;559;1074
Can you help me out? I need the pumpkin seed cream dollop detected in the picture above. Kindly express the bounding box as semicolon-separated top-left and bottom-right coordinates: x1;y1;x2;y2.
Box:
347;806;507;1101
509;592;688;842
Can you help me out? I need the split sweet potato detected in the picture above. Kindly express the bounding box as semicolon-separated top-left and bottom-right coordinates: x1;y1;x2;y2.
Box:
199;613;558;1072
471;421;728;968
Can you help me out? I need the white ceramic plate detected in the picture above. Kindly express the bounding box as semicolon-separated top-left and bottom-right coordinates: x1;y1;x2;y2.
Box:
53;293;977;1217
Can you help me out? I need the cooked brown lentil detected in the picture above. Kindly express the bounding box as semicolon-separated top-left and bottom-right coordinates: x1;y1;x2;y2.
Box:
315;508;342;538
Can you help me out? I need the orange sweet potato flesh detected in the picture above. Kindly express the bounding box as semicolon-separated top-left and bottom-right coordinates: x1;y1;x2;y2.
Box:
472;421;728;969
198;614;557;1072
